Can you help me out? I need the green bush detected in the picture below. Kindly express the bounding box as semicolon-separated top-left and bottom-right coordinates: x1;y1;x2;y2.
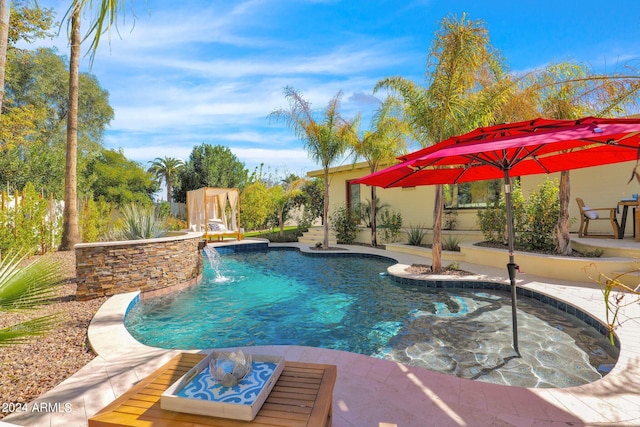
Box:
330;204;360;244
379;209;403;243
406;224;427;246
476;178;560;252
258;229;302;243
476;180;525;243
79;197;113;242
519;178;560;251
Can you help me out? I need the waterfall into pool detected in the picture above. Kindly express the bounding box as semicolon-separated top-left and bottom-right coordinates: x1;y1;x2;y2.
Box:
202;245;230;283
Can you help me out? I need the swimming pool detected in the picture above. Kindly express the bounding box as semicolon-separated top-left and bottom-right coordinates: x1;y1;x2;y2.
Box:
124;247;618;388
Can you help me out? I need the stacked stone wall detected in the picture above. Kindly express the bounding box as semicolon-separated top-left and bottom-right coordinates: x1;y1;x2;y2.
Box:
75;233;203;300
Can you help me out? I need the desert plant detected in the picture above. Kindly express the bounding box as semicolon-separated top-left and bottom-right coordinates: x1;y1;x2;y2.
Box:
379;209;402;243
0;251;62;346
442;235;461;251
109;203;168;240
406;224;427;246
330;204;360;244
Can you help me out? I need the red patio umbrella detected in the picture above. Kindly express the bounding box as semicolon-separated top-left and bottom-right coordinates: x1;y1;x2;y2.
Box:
355;116;640;355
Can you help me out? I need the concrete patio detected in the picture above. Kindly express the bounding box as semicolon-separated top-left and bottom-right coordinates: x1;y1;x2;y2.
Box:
3;240;640;427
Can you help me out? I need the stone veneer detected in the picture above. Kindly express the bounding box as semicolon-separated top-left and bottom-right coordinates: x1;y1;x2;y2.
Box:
75;232;204;300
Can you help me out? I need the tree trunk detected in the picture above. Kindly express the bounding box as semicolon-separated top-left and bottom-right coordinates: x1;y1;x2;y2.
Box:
370;185;377;246
432;184;444;272
279;210;284;236
166;181;172;203
0;0;10;115
323;168;330;248
60;6;81;251
555;170;572;255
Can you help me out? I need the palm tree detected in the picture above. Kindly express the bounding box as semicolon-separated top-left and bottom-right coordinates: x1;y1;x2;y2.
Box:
269;87;352;248
0;251;62;346
376;14;509;271
59;0;133;250
148;156;185;202
347;97;408;246
0;0;10;113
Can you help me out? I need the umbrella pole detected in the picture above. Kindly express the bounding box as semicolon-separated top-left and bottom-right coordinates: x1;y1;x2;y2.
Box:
503;171;521;357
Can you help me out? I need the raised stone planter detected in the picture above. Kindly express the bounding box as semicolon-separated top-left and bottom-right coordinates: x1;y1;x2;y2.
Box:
75;231;204;300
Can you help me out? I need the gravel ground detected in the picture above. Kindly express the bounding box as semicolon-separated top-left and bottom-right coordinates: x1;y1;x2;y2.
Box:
0;251;106;420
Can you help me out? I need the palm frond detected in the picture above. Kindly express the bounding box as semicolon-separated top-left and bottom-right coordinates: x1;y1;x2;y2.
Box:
0;314;60;347
0;252;62;311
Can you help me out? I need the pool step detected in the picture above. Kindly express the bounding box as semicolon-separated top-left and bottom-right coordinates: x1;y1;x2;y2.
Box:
298;226;337;246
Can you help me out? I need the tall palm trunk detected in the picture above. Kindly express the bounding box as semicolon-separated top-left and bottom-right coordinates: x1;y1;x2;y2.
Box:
166;181;172;203
0;0;9;114
323;168;330;248
555;171;572;255
370;185;377;246
432;184;444;271
60;6;81;250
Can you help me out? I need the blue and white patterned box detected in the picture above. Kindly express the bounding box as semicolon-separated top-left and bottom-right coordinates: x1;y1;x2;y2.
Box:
161;352;284;421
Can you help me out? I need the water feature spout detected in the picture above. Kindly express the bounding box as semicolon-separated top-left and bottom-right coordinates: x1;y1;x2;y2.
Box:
202;246;228;282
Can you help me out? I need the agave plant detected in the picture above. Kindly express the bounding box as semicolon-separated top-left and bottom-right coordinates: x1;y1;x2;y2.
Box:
110;203;168;240
0;251;62;346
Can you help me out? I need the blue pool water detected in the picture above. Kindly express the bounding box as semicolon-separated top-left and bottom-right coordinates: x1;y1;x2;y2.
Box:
124;248;618;388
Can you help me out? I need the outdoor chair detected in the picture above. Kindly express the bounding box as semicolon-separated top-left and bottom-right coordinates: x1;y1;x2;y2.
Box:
576;197;619;239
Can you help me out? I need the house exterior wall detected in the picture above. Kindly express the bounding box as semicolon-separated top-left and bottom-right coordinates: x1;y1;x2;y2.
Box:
310;160;640;241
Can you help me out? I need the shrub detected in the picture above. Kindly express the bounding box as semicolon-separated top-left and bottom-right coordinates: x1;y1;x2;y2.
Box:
476;180;525;243
330;204;360;244
379;209;403;243
165;216;187;231
258;229;301;243
79;197;112;242
476;178;560;252
406;224;427;246
518;178;560;251
444;210;458;230
0;183;57;255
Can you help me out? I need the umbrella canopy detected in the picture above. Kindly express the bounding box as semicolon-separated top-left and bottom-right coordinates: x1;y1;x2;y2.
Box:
355;116;640;355
358;117;640;188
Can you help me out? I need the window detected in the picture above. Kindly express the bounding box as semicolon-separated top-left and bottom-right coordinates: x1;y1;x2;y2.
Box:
444;179;502;209
346;180;361;213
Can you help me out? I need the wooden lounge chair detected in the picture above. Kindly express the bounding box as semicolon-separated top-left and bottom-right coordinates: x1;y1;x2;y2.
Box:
576;197;619;239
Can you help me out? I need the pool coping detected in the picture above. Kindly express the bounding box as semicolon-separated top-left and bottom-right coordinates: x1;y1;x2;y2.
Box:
5;241;640;426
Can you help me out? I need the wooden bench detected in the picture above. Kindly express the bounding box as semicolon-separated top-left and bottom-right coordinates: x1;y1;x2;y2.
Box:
88;353;336;427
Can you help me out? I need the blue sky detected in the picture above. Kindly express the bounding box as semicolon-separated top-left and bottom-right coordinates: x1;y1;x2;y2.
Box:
31;0;640;179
